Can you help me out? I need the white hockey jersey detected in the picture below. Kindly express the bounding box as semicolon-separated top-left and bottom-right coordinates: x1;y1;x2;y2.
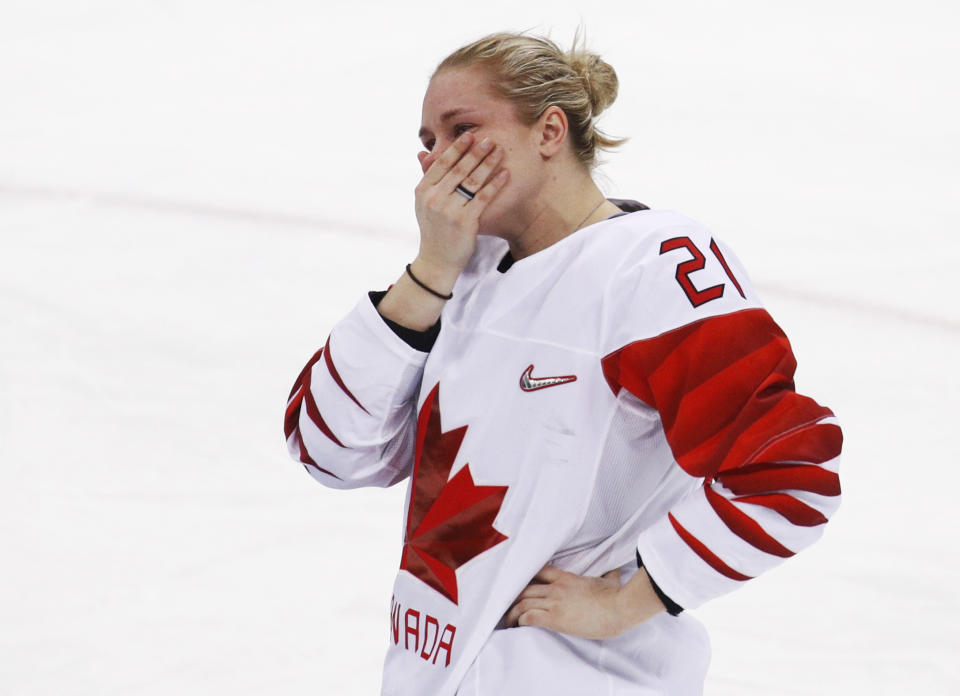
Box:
284;207;842;695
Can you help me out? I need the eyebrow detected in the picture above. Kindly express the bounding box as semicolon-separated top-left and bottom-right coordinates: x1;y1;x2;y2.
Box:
418;108;473;140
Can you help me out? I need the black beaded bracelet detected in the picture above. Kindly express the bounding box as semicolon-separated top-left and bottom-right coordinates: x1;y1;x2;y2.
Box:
405;264;453;300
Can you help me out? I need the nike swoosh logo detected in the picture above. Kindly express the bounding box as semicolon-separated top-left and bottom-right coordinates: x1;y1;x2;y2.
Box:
519;365;578;392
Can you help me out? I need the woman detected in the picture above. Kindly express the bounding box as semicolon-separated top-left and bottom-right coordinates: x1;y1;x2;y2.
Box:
284;33;842;696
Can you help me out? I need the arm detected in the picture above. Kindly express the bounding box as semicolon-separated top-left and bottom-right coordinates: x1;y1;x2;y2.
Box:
283;293;430;489
604;307;842;609
378;131;507;332
283;132;508;487
507;309;841;635
508;229;841;635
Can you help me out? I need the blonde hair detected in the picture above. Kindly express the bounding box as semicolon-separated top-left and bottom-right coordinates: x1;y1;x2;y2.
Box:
435;31;626;168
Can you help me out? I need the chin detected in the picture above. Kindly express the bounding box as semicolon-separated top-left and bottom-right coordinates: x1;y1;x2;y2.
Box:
476;217;510;241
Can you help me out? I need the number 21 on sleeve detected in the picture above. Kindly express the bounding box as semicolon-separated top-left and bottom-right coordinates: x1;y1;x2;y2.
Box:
659;237;746;308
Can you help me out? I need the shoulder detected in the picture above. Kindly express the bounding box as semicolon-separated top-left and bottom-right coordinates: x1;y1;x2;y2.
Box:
591;209;765;350
584;208;716;263
563;208;732;300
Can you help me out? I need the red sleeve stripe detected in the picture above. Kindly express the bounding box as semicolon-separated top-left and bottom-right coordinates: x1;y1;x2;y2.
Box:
663;339;795;464
703;486;795;558
716;462;840;497
602;310;842;484
751;423;843;467
284;348;326;441
283;348;344;479
302;379;345;448
285;386;303;419
606;313;785;424
284;386;304;441
715;402;839;473
323;336;370;415
284;348;347;449
292;430;341;480
668;513;753;582
288;348;324;400
732;493;828;527
661;344;803;476
601;321;694;402
645;312;790;419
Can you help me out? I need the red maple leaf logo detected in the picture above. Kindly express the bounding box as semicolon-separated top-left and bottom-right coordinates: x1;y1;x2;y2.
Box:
400;384;509;604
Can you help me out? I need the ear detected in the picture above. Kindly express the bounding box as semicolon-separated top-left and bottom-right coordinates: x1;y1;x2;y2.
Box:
537;105;568;158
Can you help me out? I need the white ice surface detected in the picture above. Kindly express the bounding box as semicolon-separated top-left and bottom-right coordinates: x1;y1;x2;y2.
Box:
1;1;958;694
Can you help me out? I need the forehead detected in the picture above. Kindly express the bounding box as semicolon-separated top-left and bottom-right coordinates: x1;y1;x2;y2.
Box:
420;65;511;128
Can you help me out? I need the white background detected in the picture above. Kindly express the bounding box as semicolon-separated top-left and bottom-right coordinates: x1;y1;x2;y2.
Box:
1;1;958;693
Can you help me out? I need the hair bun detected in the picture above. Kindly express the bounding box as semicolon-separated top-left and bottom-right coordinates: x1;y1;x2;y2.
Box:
566;50;619;115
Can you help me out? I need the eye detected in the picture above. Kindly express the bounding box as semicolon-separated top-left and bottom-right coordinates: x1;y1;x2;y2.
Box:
421;124;476;152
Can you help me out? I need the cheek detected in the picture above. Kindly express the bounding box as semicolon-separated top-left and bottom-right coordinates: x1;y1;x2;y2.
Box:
497;147;535;190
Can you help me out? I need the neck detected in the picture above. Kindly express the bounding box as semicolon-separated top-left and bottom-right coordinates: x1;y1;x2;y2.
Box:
503;168;621;260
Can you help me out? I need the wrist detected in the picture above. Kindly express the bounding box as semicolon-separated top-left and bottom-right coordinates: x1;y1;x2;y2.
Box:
612;586;643;634
377;259;454;332
615;568;667;632
410;255;462;295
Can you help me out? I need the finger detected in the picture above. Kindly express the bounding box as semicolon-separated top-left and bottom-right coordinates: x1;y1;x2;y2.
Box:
505;597;550;627
456;144;503;199
518;582;551;600
533;565;565;583
436;137;496;199
517;609;550;628
504;602;522;627
504;597;548;626
465;169;509;213
422;132;474;186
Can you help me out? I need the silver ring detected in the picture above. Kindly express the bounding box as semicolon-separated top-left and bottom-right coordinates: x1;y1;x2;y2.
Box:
455;184;475;201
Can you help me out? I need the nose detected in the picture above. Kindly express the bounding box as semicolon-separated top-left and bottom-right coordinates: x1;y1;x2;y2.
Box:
419;136;457;174
420;149;436;174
